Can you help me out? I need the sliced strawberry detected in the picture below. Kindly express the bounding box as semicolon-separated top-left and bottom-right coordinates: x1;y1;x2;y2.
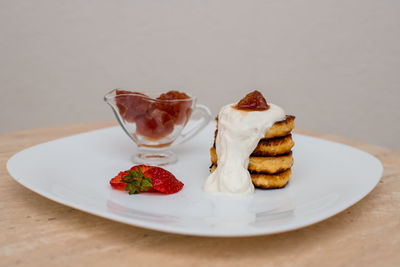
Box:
129;165;153;173
109;165;184;195
127;165;156;192
110;171;129;190
144;167;184;194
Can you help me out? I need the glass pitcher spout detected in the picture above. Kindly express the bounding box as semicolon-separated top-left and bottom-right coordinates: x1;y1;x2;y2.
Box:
104;90;137;143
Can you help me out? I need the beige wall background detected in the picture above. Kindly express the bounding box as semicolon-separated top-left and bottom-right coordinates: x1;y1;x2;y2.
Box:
1;0;399;151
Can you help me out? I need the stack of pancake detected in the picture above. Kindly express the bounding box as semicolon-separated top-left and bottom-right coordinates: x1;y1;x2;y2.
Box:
210;115;295;189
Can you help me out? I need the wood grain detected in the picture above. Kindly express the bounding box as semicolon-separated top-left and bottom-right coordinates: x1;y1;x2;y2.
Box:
1;122;399;267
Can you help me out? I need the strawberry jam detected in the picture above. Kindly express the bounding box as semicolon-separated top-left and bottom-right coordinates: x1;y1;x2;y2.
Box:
135;109;175;139
115;90;193;140
157;91;192;125
115;90;151;122
235;90;269;111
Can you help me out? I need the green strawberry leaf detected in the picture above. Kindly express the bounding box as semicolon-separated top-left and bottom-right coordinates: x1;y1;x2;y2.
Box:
121;166;153;195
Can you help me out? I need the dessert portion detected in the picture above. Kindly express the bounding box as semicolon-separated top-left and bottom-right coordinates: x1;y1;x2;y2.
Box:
204;91;295;195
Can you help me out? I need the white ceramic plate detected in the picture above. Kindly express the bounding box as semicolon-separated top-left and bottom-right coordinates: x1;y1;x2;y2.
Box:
7;123;382;237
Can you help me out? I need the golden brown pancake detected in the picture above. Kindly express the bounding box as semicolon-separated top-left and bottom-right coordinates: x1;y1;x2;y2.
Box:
252;135;294;156
210;149;293;174
213;134;294;156
216;115;295;139
265;115;295;138
251;169;291;189
210;165;291;189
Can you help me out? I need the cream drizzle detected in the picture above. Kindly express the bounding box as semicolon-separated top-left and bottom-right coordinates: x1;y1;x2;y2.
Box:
203;103;285;195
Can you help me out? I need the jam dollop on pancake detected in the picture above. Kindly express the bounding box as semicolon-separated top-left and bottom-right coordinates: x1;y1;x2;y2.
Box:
235;90;270;111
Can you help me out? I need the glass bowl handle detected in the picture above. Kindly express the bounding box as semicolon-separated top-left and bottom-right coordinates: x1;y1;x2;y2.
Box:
173;104;212;146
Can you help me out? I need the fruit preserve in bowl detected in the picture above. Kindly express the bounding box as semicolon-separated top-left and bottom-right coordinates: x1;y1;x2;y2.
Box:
104;89;211;165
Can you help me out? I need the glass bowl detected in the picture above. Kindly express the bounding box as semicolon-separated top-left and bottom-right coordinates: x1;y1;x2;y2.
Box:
104;89;211;165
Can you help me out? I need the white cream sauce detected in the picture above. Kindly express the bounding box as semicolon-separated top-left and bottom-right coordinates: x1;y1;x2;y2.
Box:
203;103;285;195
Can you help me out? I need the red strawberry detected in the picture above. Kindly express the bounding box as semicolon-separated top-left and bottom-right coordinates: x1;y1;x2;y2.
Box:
109;165;184;194
129;165;153;173
144;167;184;194
110;171;129;190
128;165;156;192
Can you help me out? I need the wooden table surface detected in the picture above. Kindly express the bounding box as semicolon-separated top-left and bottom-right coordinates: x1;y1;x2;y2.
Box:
1;122;399;267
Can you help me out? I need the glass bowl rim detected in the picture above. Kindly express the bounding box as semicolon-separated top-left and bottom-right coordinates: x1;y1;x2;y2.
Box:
104;88;196;103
